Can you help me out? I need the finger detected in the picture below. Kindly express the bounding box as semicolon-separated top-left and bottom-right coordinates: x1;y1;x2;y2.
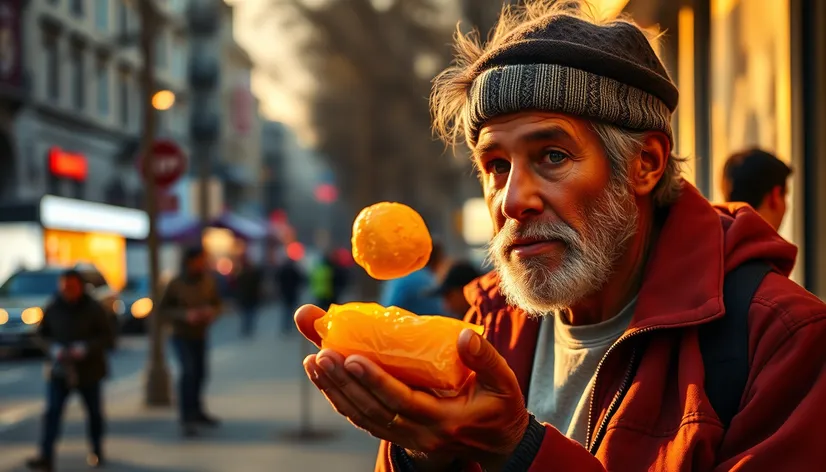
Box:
342;354;441;421
294;304;326;347
457;329;520;395
314;351;398;427
308;354;402;437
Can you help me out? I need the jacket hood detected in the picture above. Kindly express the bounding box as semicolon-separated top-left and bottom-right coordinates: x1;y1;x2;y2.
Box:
464;183;799;330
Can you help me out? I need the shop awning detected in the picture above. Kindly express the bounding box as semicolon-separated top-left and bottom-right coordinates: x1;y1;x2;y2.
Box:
0;196;149;240
157;212;202;242
211;212;269;240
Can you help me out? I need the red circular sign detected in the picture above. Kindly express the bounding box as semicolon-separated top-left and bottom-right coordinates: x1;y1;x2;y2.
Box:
138;140;187;189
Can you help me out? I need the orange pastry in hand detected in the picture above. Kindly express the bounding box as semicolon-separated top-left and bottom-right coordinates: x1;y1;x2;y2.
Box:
351;202;432;280
315;303;484;392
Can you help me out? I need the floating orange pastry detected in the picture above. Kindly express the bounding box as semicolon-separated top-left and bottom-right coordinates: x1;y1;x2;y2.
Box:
351;202;432;280
315;303;485;392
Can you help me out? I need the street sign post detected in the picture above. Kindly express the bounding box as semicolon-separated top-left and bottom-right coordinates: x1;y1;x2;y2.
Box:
138;139;188;189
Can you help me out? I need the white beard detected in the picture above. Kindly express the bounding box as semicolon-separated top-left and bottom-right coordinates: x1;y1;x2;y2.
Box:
487;181;639;317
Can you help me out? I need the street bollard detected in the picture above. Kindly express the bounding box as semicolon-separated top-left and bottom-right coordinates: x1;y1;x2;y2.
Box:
278;336;339;442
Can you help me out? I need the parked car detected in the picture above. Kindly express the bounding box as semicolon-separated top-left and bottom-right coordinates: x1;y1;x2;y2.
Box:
0;265;121;356
119;275;153;334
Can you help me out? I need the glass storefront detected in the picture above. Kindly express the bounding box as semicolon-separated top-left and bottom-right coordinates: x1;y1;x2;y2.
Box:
44;229;127;291
708;1;799;282
634;0;812;286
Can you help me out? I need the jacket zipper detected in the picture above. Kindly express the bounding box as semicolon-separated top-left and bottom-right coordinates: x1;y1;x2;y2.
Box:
586;326;658;453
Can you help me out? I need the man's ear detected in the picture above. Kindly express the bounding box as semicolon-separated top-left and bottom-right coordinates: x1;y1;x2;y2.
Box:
766;186;784;209
631;131;670;198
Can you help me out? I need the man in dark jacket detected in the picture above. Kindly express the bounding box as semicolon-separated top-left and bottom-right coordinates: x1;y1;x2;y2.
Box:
234;255;263;338
426;260;481;319
158;246;223;437
276;256;306;336
27;269;114;472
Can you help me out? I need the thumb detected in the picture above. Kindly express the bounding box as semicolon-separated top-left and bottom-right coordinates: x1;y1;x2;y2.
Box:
294;304;326;348
457;328;519;394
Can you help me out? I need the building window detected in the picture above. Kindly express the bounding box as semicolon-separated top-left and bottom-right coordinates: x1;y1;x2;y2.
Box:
118;71;129;126
96;61;110;116
95;0;108;32
155;32;168;69
117;0;128;36
172;37;186;80
44;34;60;101
70;47;85;110
71;0;83;17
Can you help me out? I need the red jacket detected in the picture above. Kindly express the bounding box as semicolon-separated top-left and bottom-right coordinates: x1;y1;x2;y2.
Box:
375;184;826;471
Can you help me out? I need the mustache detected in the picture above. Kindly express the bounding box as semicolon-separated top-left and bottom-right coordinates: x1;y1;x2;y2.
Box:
489;220;580;252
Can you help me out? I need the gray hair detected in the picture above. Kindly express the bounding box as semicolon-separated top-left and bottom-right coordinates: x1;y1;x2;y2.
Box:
590;122;685;207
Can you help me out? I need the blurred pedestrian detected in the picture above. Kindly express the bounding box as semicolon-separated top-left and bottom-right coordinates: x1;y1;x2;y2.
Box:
379;242;445;315
276;254;306;335
426;260;481;319
234;254;263;338
27;269;114;472
158;246;223;437
722;148;792;231
309;252;347;308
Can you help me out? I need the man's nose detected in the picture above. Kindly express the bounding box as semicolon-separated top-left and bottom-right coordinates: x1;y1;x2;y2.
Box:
502;164;544;221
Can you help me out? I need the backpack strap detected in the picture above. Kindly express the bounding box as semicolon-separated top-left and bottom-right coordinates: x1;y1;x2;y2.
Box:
699;260;772;430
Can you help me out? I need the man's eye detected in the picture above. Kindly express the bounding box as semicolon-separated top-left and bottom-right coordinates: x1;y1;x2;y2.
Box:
543;150;569;164
485;159;510;175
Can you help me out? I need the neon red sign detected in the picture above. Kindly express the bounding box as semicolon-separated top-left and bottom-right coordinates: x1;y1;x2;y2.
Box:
48;147;88;181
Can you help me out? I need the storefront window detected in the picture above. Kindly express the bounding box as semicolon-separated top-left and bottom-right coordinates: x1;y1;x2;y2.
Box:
709;0;797;277
44;230;127;291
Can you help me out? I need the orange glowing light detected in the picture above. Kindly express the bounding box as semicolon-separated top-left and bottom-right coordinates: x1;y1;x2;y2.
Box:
151;90;176;111
286;242;305;261
216;257;233;275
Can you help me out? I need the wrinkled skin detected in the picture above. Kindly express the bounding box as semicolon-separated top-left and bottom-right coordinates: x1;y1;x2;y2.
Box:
295;304;530;470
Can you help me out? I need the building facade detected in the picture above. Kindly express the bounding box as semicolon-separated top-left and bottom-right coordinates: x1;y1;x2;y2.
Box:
12;0;190;208
0;0;27;202
216;0;261;215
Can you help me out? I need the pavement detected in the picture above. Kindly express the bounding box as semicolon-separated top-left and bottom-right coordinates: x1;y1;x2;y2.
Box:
0;305;380;472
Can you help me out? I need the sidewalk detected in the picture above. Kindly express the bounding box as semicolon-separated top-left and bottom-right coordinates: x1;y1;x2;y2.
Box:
0;313;380;472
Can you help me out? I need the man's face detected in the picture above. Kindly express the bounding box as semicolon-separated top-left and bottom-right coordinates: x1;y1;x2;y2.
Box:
443;288;470;318
188;254;207;277
760;185;788;231
476;112;638;316
59;276;84;303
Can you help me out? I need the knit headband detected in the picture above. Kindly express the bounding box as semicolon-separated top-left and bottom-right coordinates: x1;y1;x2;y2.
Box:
460;14;679;148
464;63;674;147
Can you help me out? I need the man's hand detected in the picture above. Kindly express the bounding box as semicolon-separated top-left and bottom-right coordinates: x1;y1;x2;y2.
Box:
50;344;67;362
294;304;530;470
69;342;87;360
185;309;200;325
198;307;217;325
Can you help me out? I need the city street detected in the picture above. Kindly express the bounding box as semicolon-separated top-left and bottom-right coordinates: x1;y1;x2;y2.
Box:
0;308;379;471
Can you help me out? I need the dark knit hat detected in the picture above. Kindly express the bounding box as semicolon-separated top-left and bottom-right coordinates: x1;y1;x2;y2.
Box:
464;14;679;146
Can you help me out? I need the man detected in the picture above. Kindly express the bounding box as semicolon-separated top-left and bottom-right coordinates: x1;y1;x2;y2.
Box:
158;246;223;437
296;2;826;471
27;270;114;472
426;260;481;318
379;242;445;315
234;254;263;338
310;251;348;308
722;148;792;230
276;253;306;336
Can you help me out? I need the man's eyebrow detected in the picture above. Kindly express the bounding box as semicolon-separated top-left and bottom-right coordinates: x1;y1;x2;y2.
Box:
474;126;574;158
